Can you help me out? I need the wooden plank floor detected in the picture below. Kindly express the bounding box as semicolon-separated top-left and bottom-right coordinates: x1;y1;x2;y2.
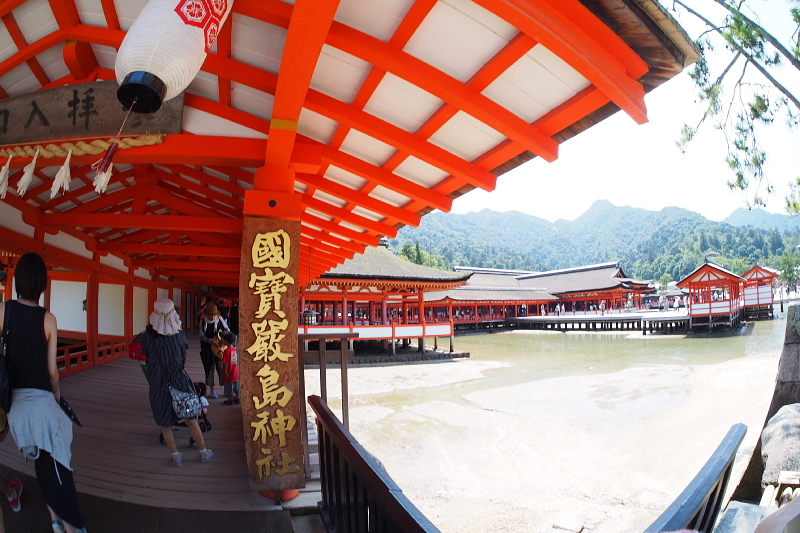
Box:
0;332;283;512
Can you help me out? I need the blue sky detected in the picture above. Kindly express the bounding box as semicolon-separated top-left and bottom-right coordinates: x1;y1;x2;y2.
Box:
452;0;800;223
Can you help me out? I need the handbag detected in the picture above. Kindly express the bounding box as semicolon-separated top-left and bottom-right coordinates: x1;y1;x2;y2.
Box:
0;302;13;414
167;383;202;420
149;330;202;420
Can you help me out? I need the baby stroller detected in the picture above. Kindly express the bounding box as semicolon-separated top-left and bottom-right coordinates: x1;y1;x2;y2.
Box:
158;382;213;448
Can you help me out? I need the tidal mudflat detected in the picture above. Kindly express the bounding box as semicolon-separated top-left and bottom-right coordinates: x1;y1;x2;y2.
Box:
305;316;785;533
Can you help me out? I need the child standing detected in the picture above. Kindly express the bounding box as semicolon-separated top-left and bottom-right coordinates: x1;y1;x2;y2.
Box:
220;333;240;405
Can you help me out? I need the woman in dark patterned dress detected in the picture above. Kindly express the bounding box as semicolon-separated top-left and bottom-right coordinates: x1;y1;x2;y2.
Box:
139;298;213;466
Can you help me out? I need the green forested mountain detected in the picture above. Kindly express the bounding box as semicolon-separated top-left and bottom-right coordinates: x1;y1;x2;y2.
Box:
391;200;800;282
723;208;800;231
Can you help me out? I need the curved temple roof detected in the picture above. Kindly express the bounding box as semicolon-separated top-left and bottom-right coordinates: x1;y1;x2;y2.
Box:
0;0;696;289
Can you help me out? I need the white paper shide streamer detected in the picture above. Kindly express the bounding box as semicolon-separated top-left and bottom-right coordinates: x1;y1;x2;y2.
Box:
0;156;11;199
17;149;39;197
50;150;73;199
93;165;114;194
115;0;234;113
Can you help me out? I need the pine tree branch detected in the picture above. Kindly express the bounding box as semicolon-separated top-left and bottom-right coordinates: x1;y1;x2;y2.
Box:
673;0;800;110
711;0;800;72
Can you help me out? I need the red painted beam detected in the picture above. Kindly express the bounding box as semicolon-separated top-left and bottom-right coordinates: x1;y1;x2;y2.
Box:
472;0;648;124
96;243;241;258
41;214;243;232
327;23;558;162
265;0;342;168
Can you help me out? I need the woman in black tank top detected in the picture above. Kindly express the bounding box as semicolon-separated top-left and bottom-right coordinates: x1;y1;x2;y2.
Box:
1;253;87;533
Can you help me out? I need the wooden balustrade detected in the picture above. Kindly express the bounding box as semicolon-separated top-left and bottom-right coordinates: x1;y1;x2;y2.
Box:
56;332;128;377
644;424;746;533
309;394;441;533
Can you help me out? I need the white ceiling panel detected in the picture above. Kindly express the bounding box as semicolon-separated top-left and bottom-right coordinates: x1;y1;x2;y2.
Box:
334;0;414;42
14;0;58;45
313;190;347;209
232;14;286;75
338;220;366;233
429;111;505;161
340;128;396;167
37;45;70;83
306;208;334;222
310;45;371;105
1;63;39;97
403;0;517;83
298;107;339;145
351;205;384;222
182;107;268;139
369;185;411;208
75;0;108;27
294;182;309;194
231;82;274;121
393;156;449;188
187;71;220;102
482;45;591;123
90;44;117;70
364;73;443;133
325;165;368;190
114;0;146;31
0;23;18;64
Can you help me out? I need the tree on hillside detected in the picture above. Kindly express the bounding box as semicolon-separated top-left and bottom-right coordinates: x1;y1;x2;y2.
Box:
670;0;799;211
780;252;800;284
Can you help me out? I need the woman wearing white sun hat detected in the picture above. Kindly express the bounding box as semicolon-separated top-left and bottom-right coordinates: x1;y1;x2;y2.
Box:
139;298;213;467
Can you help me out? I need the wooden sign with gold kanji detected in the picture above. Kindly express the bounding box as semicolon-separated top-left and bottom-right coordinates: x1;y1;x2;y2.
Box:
239;216;304;490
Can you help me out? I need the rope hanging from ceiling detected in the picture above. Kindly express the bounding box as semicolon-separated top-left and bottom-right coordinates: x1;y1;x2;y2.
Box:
0;133;165;159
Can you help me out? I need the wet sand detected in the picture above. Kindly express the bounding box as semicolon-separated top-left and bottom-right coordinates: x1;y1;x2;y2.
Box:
305;334;780;533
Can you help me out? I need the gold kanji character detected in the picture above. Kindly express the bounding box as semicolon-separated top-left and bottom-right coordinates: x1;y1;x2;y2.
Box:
255;448;275;479
275;451;300;476
252;230;290;269
246;319;293;362
249;268;295;319
251;411;274;444
270;409;296;447
251;409;296;447
252;383;294;410
251;363;293;409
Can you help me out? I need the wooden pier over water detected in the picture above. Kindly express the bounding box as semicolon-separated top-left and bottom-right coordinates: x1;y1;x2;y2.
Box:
507;312;691;335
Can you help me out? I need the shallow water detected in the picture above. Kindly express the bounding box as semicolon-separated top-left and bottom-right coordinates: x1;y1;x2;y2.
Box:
358;312;787;409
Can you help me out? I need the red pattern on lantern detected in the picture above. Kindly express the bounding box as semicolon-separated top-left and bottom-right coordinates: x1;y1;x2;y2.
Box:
175;0;228;52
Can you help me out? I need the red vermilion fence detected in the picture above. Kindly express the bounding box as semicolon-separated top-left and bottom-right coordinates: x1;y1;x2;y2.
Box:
57;331;128;377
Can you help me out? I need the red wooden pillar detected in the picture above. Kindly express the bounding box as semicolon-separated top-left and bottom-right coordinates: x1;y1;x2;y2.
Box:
239;165;304;490
86;268;99;365
381;295;388;325
342;294;348;325
418;293;425;324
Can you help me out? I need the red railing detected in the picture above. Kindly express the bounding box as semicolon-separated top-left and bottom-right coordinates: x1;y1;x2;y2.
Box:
56;332;128;377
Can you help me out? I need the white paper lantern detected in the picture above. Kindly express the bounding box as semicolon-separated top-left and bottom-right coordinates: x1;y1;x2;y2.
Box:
115;0;234;113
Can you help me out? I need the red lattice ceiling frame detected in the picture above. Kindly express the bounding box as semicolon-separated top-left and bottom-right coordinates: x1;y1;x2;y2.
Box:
0;0;652;285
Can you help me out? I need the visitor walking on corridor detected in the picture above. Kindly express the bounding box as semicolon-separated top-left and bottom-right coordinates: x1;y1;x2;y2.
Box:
199;302;229;399
140;298;214;467
0;252;87;533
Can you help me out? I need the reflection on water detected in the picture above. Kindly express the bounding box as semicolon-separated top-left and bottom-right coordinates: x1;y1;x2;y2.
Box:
358;313;787;409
